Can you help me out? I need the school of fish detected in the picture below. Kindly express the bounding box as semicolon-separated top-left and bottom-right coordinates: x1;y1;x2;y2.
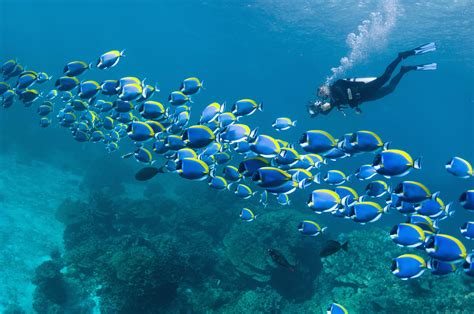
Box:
1;51;473;300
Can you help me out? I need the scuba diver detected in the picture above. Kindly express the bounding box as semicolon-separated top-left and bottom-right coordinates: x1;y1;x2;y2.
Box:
308;42;437;117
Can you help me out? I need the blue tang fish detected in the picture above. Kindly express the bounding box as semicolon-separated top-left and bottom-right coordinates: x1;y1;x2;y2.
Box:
96;49;125;69
249;134;281;158
182;125;216;149
424;234;467;262
238;157;270;177
299;130;337;154
168;91;191;106
391;254;426;280
393;181;438;203
307;189;341;213
208;176;228;190
365;180;389;197
316;170;346;186
298;220;326;236
176;158;210;181
252;167;292;188
427;259;457;276
327;303;348;314
349;130;387;152
272;117;296;131
64;61;89;76
180;77;203;95
200;102;224;124
390;223;425;248
445;156;473;178
460;190;474;211
223;165;242;182
240;208;256;222
372;149;422;177
128;121;155;142
231;99;262;117
460;221;474;240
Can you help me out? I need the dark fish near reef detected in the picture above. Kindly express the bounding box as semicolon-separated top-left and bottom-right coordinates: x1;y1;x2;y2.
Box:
320;240;348;257
268;248;295;272
135;167;164;181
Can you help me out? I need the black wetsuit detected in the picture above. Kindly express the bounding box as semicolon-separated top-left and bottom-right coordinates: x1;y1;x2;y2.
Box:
325;54;412;114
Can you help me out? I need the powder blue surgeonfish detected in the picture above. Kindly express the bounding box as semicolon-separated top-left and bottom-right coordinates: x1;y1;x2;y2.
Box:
316;170;346;186
64;61;89;76
427;259;457;276
415;197;454;219
343;199;386;224
78;80;100;99
180;77;203;95
460;190;474;211
119;83;143;101
391;254;426;280
272;117;296;131
182;125;215;149
96;50;125;69
277;193;291;205
208;176;228;190
350;164;377;181
445;156;473;178
390;223;426;248
176;157;210;181
349;130;387;153
299;130;337;154
168;91;191;106
252;167;292;188
424;234;467;262
365;180;389;197
128;121;155;142
238;157;270;177
372;149;422;177
240;207;256;222
298;220;326;236
223;165;242;182
460;221;474;240
200;102;224;124
231;99;262;117
234;184;256;199
393;181;438;203
249;134;281;158
55;76;79;91
218;124;257;144
307;189;341;213
327;303;349;314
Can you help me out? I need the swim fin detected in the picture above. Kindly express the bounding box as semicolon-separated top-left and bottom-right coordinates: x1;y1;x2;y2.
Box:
399;42;436;59
415;63;437;71
413;42;436;55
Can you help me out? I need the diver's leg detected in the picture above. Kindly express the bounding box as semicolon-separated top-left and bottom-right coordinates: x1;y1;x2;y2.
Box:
366;66;413;101
363;55;403;91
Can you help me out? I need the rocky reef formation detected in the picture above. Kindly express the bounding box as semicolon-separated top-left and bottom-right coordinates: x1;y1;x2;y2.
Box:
30;180;474;313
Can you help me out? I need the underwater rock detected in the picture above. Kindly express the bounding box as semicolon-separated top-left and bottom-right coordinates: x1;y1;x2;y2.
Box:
31;260;67;313
223;208;324;301
221;286;283;313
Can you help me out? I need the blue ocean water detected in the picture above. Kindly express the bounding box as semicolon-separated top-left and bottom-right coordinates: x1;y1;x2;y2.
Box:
0;0;473;313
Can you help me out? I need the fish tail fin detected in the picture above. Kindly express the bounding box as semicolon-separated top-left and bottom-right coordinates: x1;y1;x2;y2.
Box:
249;127;259;141
383;204;391;213
292;120;297;127
446;202;456;216
413;157;423;169
120;49;126;57
341;241;349;252
220;101;226;113
314;172;321;184
431;191;440;200
298;179;307;190
383;141;391;151
258;102;264;112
